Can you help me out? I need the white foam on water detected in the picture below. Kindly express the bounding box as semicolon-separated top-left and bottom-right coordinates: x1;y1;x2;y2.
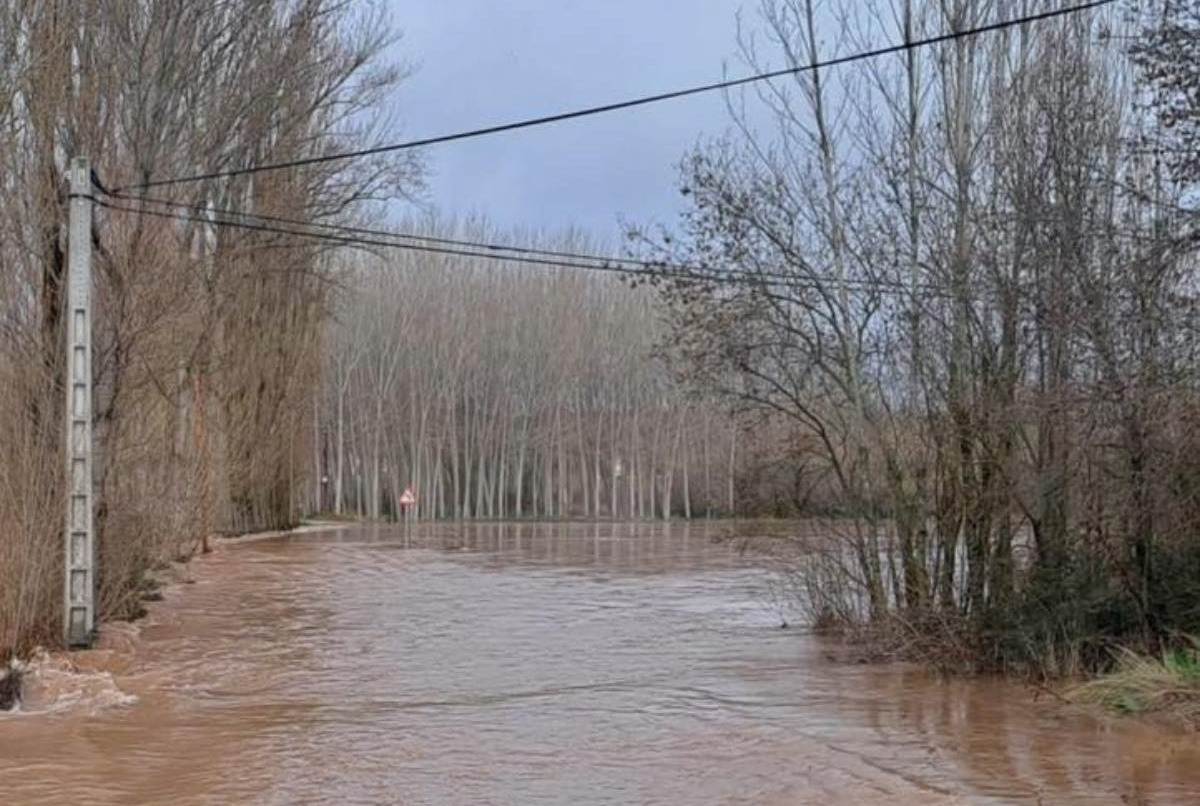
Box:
4;647;138;717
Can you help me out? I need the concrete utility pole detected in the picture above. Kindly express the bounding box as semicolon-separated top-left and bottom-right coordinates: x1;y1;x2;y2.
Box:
64;157;96;648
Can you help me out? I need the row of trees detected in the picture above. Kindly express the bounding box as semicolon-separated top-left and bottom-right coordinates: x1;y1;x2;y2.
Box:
317;233;749;522
651;0;1200;672
0;0;416;656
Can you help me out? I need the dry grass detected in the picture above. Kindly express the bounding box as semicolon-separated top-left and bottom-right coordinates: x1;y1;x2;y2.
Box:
1069;641;1200;726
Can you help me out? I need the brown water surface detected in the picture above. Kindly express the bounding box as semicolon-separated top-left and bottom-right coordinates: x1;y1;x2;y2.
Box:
1;522;1197;804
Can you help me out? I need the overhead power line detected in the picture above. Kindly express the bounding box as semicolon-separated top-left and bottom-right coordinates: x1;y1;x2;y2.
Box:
112;0;1115;194
95;197;942;296
94;198;769;284
103;188;927;292
103;188;723;274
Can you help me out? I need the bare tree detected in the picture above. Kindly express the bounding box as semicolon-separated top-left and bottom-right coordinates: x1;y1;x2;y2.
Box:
648;0;1200;673
0;0;419;656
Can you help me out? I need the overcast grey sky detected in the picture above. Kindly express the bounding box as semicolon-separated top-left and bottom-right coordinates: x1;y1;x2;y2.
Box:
390;1;750;241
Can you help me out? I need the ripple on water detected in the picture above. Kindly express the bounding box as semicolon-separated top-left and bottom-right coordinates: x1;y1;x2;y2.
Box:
0;521;1197;806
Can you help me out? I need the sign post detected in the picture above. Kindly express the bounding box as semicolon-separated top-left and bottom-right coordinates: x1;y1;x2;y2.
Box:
398;487;416;522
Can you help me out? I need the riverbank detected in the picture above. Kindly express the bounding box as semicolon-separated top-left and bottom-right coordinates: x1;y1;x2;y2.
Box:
217;520;355;545
818;619;1200;732
734;518;1200;730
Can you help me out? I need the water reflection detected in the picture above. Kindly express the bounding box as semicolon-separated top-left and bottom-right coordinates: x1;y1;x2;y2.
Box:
1;521;1196;804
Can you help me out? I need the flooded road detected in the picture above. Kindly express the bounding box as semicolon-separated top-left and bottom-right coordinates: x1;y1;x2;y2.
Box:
1;522;1197;804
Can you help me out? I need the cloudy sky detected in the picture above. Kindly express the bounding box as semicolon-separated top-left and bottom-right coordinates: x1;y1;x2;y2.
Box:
389;1;753;241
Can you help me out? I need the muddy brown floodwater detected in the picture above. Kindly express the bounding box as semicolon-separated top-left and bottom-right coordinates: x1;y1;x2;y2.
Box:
1;522;1198;805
